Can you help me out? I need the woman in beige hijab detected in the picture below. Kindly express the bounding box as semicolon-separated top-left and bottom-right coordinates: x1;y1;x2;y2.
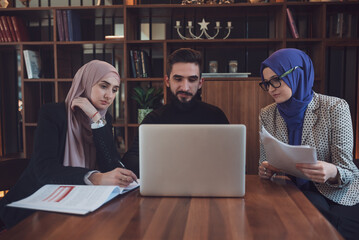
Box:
0;60;137;229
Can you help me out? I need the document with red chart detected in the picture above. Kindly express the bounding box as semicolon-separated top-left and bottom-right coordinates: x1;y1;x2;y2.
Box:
7;182;139;215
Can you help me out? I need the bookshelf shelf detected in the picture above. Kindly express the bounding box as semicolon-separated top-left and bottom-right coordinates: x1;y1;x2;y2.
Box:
165;39;283;43
125;77;164;82
204;77;259;82
112;123;126;127
325;39;359;47
0;0;359;174
126;3;284;9
23;78;56;82
128;124;140;128
24;123;37;127
22;42;54;45
57;78;73;82
285;38;323;42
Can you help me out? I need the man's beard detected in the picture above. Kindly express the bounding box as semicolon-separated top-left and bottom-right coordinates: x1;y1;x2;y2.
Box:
176;90;193;102
168;88;200;111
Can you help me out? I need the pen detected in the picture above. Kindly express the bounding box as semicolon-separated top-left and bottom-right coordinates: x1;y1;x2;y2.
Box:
119;161;126;169
119;161;138;184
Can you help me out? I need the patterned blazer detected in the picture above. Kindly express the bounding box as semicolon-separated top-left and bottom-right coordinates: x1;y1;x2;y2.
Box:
259;92;359;206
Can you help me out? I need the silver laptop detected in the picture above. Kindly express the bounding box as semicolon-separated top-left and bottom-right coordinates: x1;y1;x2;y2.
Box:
139;124;246;197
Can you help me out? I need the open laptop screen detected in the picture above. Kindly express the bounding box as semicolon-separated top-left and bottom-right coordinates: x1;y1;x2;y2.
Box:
139;124;246;197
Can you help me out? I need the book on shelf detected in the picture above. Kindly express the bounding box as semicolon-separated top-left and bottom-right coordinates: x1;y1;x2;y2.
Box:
0;18;7;42
129;50;137;78
335;13;344;38
351;14;358;38
286;8;299;39
23;50;42;79
202;73;251;78
62;10;69;41
140;50;150;78
56;10;65;41
5;16;17;42
0;24;5;42
7;182;139;215
140;23;166;40
10;16;29;42
67;10;82;41
0;16;12;42
133;50;142;78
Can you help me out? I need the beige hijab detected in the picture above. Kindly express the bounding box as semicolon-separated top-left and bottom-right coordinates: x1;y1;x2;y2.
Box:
63;60;120;169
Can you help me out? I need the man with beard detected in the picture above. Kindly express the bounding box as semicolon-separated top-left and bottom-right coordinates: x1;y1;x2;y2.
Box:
122;48;229;176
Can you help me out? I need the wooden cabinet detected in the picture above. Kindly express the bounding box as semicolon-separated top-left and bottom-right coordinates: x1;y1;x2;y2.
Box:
0;0;358;174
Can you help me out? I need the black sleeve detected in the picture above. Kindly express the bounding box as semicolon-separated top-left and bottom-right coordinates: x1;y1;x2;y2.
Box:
216;108;230;124
121;135;140;177
92;113;122;172
121;110;159;177
30;105;90;185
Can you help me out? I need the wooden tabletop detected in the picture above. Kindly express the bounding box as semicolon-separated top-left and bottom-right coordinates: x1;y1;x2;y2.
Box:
0;175;342;240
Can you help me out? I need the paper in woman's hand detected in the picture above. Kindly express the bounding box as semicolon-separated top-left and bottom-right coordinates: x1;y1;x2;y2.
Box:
260;126;317;179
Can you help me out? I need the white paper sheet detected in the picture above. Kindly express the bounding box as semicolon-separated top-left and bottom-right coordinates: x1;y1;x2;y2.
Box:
260;126;317;179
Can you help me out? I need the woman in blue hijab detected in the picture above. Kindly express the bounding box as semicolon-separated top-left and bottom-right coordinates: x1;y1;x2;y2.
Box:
258;48;359;240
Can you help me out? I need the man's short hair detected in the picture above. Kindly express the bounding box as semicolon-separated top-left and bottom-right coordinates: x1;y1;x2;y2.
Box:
166;48;202;77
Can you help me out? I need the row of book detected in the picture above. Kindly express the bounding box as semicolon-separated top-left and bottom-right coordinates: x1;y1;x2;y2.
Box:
287;8;358;39
0;16;29;42
56;10;82;41
329;13;357;38
129;50;151;78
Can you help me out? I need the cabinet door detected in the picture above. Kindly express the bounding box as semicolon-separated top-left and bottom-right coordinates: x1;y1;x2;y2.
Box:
202;80;273;174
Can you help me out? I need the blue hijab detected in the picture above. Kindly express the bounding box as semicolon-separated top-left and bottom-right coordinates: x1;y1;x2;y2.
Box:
260;48;314;146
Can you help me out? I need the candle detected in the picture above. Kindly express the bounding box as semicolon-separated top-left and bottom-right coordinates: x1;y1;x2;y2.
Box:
188;21;192;27
227;21;232;27
216;21;220;27
176;21;180;26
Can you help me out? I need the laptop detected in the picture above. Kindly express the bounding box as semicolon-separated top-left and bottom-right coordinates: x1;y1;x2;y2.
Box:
139;124;246;197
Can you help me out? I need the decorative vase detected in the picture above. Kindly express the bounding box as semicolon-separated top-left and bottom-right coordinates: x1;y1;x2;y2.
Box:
138;108;153;123
0;0;9;8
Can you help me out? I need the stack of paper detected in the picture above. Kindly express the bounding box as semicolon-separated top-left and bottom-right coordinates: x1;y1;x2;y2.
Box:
260;127;317;179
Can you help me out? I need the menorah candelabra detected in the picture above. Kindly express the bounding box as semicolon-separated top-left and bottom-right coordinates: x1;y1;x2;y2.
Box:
174;18;233;40
181;0;234;4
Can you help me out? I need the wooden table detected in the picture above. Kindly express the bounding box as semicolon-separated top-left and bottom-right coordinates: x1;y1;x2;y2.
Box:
0;175;342;240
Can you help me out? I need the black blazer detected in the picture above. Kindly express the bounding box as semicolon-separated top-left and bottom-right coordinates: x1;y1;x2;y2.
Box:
0;102;122;228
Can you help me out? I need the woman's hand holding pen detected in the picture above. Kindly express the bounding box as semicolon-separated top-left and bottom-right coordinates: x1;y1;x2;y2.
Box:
89;168;138;187
259;161;280;179
71;97;100;122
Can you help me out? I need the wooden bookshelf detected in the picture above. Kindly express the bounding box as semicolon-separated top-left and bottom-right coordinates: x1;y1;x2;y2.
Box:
0;0;358;174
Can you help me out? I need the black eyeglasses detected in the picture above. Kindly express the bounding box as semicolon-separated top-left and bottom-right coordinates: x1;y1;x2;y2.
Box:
259;66;302;91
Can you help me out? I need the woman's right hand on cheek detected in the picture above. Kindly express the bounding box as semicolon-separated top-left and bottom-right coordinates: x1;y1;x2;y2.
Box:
71;97;98;120
258;161;280;179
89;168;138;187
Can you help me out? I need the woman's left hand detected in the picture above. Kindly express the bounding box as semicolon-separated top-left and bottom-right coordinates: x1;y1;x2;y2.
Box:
71;97;99;121
296;161;338;183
